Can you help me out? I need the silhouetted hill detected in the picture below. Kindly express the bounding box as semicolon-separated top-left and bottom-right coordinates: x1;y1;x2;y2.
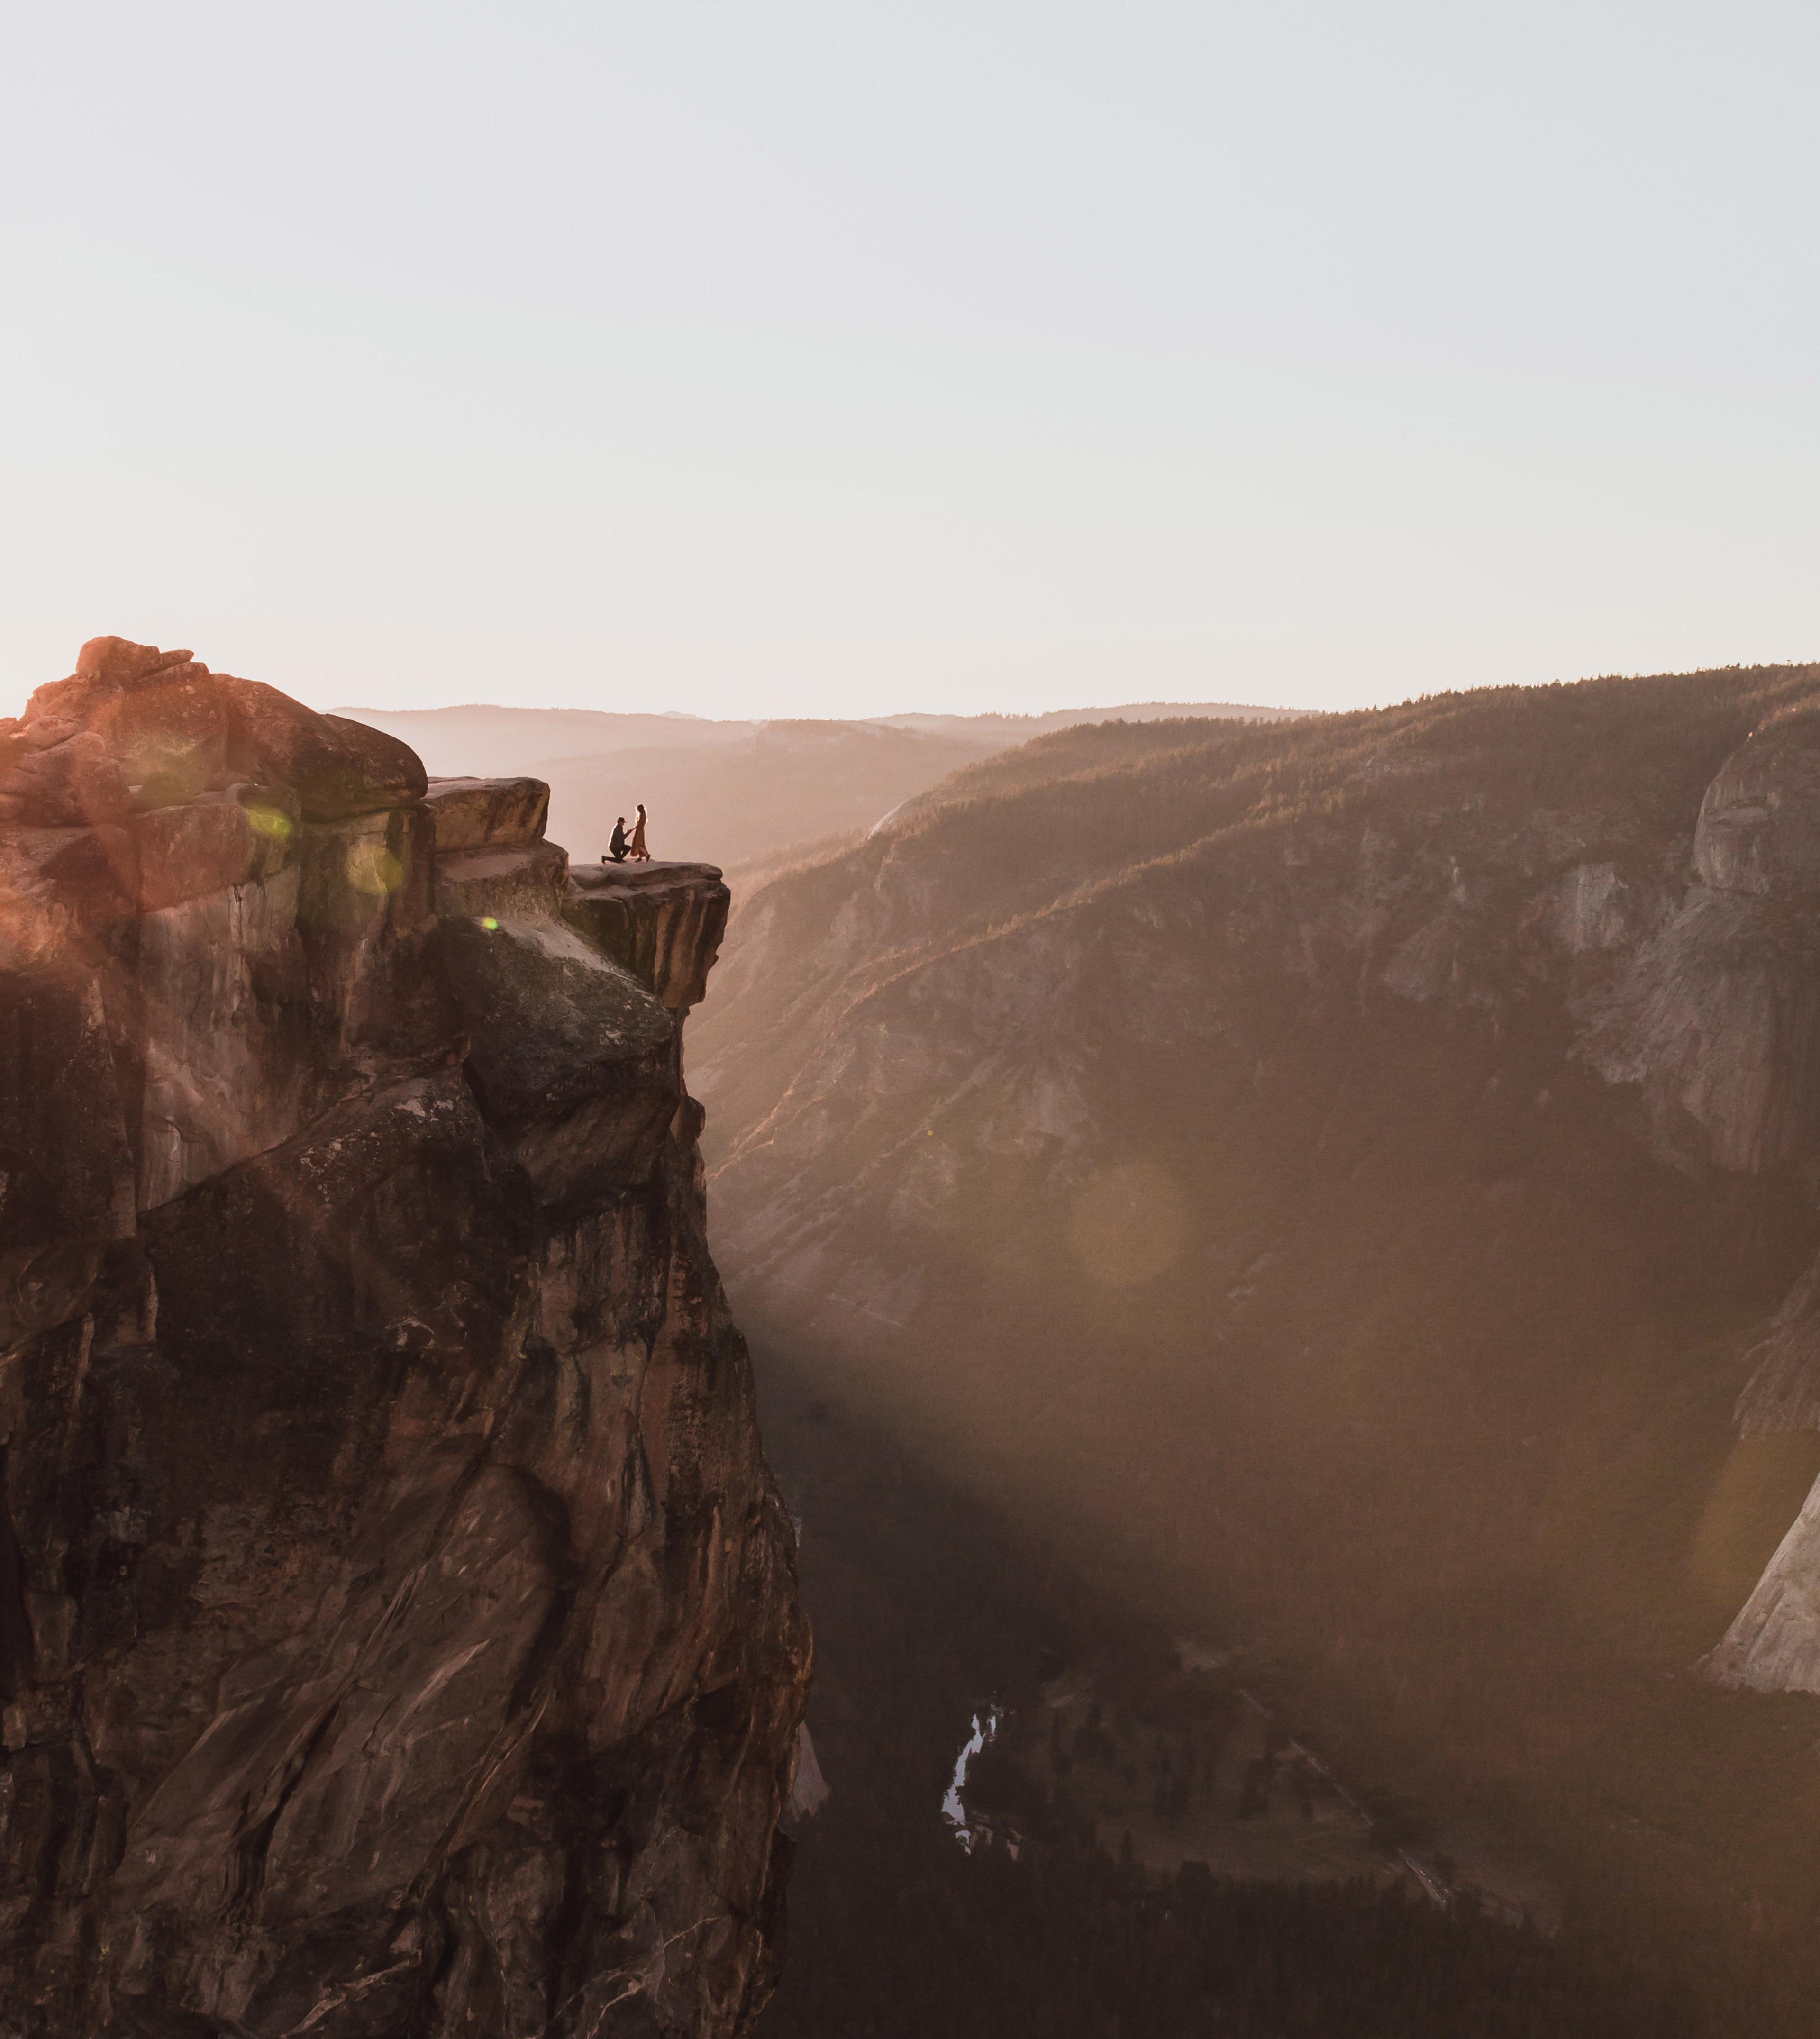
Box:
696;667;1820;2004
335;702;753;774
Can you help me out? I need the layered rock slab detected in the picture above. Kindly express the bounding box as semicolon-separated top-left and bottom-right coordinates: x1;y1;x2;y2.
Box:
423;775;550;852
0;641;808;2037
567;861;732;1014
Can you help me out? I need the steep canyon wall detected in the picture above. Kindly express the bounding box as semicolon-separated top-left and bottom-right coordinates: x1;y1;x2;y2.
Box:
0;639;808;2037
693;673;1820;1711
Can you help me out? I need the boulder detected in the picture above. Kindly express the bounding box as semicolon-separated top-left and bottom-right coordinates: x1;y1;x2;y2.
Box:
20;642;427;821
27;656;231;808
423;775;550;851
21;637;193;724
73;636;193;686
220;677;428;819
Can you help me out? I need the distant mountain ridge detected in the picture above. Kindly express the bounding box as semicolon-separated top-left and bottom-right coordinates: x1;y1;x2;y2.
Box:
870;700;1304;741
335;697;1303;874
333;697;1304;762
331;705;756;777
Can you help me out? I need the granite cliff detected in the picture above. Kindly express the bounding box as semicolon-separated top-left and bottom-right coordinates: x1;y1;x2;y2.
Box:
0;639;809;2037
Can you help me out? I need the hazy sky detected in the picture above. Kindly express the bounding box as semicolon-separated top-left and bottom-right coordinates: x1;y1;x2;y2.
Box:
4;2;1819;722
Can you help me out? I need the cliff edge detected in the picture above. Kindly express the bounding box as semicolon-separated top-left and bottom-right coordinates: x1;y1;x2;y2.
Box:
0;638;809;2037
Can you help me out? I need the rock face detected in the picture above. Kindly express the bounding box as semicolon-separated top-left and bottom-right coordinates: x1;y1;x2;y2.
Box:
1668;714;1820;1686
0;642;808;2036
1692;703;1820;897
566;865;732;1018
687;669;1820;1709
1579;705;1820;1177
1546;705;1820;1689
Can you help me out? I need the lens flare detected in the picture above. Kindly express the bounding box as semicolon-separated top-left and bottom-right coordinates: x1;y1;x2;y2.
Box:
346;841;403;896
245;805;293;841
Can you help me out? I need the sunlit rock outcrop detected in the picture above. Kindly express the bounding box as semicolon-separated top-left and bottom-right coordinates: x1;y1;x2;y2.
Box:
1615;709;1820;1692
1580;707;1820;1177
1702;1481;1820;1692
0;638;808;2037
567;861;732;1016
1693;703;1820;897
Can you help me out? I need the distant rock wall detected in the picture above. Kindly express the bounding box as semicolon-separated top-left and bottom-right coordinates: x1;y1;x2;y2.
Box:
1576;705;1820;1179
697;678;1820;1701
1701;908;1820;1715
0;639;807;2037
1610;707;1820;1691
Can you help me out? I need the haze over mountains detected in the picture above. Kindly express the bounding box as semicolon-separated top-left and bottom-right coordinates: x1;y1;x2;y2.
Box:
340;700;1300;876
692;665;1820;2024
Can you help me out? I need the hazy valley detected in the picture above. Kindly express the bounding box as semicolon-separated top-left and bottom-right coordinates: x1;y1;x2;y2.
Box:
689;667;1820;2031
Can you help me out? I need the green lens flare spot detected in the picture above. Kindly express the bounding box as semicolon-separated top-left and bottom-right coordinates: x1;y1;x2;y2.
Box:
346;843;404;896
481;916;500;930
246;805;293;840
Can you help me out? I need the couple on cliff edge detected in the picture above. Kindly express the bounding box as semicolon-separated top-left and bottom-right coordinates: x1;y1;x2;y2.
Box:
606;803;650;864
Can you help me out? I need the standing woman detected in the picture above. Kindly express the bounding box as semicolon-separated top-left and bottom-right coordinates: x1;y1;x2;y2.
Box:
629;803;651;860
